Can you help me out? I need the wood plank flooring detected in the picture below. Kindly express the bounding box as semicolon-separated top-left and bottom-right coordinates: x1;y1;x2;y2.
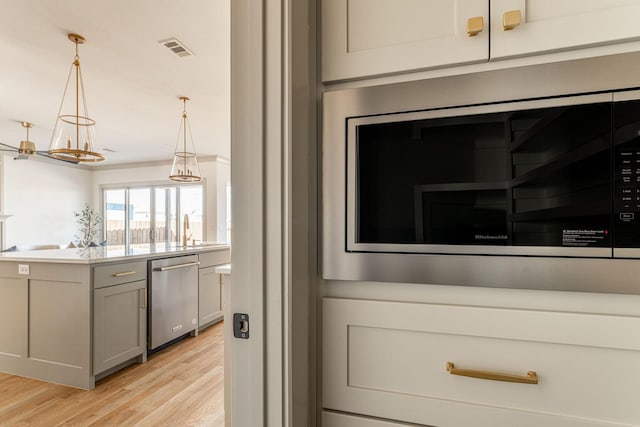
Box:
0;321;224;427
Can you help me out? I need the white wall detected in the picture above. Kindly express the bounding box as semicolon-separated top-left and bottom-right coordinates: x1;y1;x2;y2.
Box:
1;154;92;248
91;157;230;242
0;155;229;249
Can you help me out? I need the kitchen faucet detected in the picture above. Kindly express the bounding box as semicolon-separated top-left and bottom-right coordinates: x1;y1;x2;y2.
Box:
182;214;192;247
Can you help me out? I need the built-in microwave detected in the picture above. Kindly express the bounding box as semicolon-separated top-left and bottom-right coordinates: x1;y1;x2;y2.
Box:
322;63;640;294
347;93;638;258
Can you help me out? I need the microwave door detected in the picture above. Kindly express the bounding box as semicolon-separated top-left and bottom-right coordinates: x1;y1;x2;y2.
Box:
347;96;612;258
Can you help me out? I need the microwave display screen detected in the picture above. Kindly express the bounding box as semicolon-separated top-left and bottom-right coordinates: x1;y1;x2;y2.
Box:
355;102;612;248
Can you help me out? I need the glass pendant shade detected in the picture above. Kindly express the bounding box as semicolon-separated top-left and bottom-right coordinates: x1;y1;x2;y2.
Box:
48;34;104;163
169;97;202;182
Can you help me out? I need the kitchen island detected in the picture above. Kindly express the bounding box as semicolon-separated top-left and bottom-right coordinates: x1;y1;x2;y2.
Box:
0;243;230;389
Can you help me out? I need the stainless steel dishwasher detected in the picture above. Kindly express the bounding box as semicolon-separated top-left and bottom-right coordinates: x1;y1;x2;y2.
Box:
148;254;199;351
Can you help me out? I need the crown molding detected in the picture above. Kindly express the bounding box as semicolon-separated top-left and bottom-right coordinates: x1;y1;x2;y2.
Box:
89;155;228;171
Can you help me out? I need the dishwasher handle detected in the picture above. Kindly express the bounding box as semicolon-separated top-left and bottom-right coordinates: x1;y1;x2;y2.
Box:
153;261;200;272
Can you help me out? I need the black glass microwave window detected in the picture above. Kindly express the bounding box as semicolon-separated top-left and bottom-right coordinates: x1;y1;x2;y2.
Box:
354;102;612;248
508;102;611;247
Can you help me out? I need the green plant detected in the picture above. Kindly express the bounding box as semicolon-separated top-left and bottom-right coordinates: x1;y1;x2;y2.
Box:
74;202;103;247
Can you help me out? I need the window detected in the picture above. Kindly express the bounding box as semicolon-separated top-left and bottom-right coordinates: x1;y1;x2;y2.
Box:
103;183;204;245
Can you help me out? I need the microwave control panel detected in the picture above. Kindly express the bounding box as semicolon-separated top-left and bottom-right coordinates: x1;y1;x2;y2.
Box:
615;144;640;247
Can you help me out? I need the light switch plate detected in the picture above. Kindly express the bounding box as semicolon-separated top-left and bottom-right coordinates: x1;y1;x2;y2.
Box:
18;264;29;275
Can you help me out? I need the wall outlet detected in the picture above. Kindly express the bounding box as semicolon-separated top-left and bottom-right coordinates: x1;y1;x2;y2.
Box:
18;264;29;275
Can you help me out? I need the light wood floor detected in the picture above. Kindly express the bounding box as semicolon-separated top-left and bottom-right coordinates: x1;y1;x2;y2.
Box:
0;321;225;427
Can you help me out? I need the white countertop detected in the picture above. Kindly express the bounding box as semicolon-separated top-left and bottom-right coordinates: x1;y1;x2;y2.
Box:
0;243;230;264
215;263;231;275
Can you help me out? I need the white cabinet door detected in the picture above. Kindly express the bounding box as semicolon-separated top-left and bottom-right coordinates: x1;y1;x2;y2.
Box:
198;266;223;328
491;0;640;60
94;280;146;375
322;0;488;82
0;277;27;358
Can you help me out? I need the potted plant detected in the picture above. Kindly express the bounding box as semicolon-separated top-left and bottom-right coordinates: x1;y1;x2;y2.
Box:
74;202;103;247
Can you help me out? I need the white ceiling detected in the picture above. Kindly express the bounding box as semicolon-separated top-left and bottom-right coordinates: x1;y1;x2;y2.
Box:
0;0;230;166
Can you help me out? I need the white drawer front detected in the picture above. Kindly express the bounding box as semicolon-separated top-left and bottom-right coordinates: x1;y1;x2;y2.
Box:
94;260;147;288
323;298;640;427
323;411;411;427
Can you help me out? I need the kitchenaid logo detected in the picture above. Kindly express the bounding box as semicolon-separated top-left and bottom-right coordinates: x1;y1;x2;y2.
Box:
475;234;508;240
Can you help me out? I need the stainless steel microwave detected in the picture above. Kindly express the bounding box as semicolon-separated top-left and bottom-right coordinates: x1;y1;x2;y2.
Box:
347;93;625;258
322;62;640;294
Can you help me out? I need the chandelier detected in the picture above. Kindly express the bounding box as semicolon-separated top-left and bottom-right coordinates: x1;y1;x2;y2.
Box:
169;96;202;182
48;33;104;163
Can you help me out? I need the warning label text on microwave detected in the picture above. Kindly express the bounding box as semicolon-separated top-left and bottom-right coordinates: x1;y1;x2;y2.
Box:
562;229;608;247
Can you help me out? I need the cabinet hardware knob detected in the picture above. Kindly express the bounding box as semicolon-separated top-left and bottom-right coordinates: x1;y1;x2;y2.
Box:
466;16;484;37
503;9;522;31
447;361;538;384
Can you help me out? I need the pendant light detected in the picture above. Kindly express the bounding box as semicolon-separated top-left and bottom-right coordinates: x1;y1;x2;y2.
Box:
169;96;202;182
48;33;105;163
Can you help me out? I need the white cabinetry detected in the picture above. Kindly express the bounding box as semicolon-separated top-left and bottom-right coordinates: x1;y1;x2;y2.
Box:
322;0;640;82
93;260;147;375
491;0;640;60
199;266;223;327
322;0;488;82
0;262;93;389
323;297;640;427
0;277;27;359
198;249;230;330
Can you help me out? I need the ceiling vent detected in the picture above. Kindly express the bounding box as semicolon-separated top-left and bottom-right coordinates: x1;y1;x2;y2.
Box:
159;38;194;57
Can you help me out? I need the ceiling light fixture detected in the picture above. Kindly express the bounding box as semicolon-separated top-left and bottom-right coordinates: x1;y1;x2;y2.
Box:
48;33;105;163
0;122;79;164
18;122;36;155
169;96;202;182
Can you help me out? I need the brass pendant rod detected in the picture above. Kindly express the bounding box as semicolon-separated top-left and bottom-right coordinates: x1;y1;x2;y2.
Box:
75;40;80;152
182;97;188;175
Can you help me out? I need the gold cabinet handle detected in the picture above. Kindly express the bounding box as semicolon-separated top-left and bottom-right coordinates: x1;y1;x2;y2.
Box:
466;16;484;37
503;9;522;31
447;362;538;384
112;271;136;277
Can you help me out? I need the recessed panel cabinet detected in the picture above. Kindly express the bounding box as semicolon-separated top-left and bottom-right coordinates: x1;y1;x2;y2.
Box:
322;0;640;82
322;0;488;82
198;249;230;330
199;266;223;328
0;277;27;358
93;261;147;375
490;0;640;60
323;297;640;426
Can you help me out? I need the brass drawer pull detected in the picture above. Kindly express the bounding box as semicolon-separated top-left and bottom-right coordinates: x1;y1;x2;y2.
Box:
112;271;136;277
503;9;522;31
466;16;484;37
447;362;538;384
